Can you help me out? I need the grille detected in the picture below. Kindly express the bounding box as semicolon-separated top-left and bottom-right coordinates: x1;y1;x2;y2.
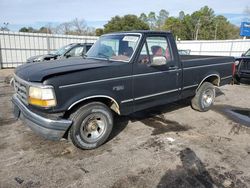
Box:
241;61;250;70
14;75;28;104
239;60;250;71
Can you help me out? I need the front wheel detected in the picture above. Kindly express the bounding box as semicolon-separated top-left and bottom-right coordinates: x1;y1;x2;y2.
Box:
69;102;113;149
191;82;215;112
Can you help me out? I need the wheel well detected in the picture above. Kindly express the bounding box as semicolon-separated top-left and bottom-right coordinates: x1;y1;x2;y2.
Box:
63;97;120;119
62;97;120;139
197;75;220;91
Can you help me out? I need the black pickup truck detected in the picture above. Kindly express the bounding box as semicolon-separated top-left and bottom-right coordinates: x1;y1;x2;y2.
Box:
12;31;234;149
234;48;250;83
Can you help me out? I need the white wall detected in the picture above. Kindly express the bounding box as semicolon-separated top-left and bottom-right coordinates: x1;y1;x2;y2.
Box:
177;39;250;57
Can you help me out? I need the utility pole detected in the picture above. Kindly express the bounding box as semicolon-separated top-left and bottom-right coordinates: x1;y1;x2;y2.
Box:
214;22;218;40
0;40;2;69
195;19;201;40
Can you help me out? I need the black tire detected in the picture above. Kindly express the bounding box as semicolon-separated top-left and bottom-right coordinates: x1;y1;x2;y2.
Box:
69;102;113;150
191;82;215;112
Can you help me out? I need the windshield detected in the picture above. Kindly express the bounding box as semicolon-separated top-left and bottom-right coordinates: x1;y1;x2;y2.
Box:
86;34;140;62
53;44;75;56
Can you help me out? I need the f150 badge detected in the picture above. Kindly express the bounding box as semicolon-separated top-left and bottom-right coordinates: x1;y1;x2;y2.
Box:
113;85;124;91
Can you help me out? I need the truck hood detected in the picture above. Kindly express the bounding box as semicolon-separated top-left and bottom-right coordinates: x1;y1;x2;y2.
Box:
15;58;116;82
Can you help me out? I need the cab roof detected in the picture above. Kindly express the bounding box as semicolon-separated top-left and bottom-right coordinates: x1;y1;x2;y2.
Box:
106;30;172;36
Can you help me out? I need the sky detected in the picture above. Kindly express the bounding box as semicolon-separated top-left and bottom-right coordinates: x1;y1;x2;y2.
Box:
0;0;249;31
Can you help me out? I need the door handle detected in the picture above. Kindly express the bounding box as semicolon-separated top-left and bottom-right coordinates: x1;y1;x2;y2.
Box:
169;66;178;70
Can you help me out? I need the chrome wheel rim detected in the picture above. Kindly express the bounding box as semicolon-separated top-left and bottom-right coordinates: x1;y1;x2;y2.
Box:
80;113;107;143
202;89;214;108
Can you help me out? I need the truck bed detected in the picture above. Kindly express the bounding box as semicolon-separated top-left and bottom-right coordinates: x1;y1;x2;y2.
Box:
180;55;234;68
179;55;234;96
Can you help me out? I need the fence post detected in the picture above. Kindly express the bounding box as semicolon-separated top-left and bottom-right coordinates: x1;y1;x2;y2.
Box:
46;34;50;54
199;42;203;55
229;41;234;56
0;39;2;69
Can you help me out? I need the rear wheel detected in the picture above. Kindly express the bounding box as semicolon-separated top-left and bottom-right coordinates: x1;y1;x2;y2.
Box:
191;82;215;112
69;102;113;149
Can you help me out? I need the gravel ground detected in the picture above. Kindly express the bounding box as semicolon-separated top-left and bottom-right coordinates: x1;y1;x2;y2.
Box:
0;69;250;188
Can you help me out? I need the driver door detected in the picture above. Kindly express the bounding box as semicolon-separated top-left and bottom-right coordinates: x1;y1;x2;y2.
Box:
133;35;180;112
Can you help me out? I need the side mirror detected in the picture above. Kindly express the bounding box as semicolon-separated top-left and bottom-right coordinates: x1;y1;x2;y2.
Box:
151;56;167;66
241;53;245;57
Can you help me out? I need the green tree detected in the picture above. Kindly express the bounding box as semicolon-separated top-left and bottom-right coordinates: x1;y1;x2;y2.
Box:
163;6;240;40
139;13;148;23
19;27;36;33
156;9;169;29
179;11;185;21
190;6;215;40
103;15;149;33
19;26;52;34
139;9;169;30
148;12;157;29
163;17;187;40
19;27;29;32
95;28;104;36
38;27;52;34
213;15;239;39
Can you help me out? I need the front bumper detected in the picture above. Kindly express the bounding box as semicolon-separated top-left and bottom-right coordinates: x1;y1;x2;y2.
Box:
12;94;72;140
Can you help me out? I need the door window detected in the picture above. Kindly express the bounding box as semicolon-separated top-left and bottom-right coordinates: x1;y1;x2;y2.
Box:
86;45;92;52
66;46;84;57
138;36;172;65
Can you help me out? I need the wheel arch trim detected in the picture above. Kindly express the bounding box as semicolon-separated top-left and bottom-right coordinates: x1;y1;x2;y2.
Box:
67;95;120;114
196;74;220;92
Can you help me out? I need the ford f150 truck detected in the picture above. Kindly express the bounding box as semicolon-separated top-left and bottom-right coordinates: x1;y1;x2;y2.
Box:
12;31;235;149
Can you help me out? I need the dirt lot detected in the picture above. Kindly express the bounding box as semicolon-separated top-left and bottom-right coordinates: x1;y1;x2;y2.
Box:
0;69;250;188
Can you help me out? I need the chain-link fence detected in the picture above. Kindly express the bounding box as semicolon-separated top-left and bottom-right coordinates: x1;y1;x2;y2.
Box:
0;31;98;68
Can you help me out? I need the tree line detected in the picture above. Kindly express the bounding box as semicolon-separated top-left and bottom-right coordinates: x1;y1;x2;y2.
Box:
18;18;96;36
100;6;241;40
162;6;240;40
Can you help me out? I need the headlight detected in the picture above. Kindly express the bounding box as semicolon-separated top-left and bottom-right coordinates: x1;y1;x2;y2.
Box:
28;86;56;107
234;60;240;66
